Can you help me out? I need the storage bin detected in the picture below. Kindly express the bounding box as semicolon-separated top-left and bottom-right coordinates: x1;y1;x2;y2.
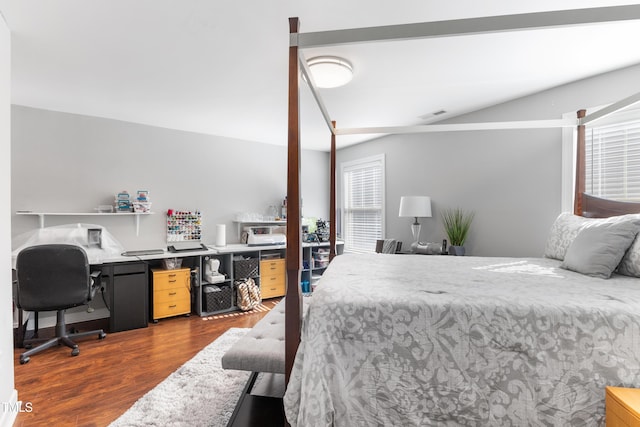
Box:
234;258;259;279
203;285;233;313
162;258;182;270
313;258;329;269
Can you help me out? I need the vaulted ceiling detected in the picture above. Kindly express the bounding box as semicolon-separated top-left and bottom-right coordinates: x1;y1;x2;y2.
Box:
1;1;640;151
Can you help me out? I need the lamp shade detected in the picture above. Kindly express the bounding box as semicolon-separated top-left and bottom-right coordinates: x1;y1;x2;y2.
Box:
399;196;432;218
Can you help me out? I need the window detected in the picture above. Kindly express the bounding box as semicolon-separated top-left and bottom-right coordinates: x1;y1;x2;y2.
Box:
341;154;385;253
562;107;640;211
585;110;640;202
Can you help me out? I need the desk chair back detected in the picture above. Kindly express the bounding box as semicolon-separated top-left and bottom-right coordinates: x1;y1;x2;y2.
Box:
16;244;106;364
16;244;92;311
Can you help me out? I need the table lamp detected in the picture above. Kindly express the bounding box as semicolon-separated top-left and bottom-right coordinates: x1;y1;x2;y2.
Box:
399;196;432;251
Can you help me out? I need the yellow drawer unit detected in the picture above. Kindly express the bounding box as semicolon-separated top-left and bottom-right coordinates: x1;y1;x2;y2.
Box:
606;386;640;427
151;268;191;321
260;259;285;299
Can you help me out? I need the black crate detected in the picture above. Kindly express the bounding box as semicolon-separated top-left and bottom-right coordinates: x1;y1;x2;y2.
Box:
234;258;259;279
203;285;233;313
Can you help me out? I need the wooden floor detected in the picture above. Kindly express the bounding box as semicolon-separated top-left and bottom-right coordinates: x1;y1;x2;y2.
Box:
12;301;279;427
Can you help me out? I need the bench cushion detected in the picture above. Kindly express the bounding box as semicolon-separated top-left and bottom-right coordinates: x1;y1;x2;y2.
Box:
221;298;308;374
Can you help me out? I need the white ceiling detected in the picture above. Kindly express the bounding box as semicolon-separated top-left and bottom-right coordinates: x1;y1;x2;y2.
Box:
1;1;640;151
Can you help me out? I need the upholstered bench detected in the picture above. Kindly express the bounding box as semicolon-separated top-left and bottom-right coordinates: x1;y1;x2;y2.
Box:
222;297;309;426
222;298;292;373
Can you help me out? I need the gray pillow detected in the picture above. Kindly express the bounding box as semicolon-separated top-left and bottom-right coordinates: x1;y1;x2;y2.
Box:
617;235;640;277
561;219;640;279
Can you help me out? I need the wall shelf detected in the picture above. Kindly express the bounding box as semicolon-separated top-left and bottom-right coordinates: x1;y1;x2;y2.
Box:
15;211;154;236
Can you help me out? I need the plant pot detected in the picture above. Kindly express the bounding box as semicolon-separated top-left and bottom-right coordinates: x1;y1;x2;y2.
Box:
448;245;465;256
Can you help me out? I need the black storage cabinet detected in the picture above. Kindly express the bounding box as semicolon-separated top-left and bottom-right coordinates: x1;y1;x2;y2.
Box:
102;262;149;332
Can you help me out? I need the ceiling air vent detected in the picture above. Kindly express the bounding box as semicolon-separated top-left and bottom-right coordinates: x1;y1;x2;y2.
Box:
418;110;447;120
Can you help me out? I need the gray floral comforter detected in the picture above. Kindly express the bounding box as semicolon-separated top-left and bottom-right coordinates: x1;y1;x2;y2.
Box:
283;254;640;426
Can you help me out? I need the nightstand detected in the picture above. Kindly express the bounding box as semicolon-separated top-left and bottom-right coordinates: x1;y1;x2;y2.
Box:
606;386;640;426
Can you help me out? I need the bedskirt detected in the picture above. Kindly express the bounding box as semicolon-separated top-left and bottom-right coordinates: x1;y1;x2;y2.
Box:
283;254;640;426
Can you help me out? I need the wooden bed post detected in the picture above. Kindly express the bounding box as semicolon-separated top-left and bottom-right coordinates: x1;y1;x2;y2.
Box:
574;109;586;215
285;17;302;388
330;121;337;261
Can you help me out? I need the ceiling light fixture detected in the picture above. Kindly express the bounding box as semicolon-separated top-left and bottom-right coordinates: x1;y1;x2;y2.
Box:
307;56;353;88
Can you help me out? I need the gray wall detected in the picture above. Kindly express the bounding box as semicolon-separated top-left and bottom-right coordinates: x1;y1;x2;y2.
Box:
337;63;640;257
0;14;16;427
9;64;640;258
11;106;330;250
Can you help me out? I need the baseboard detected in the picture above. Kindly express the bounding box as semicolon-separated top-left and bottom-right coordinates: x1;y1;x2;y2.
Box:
0;389;19;427
22;307;110;331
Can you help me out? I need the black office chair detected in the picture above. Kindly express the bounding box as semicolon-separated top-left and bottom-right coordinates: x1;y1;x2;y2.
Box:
16;244;106;364
375;239;402;254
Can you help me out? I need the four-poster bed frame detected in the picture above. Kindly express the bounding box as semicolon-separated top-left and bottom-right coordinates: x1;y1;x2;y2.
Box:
284;3;640;409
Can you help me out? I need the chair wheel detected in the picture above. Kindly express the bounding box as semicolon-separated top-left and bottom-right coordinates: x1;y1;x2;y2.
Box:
98;332;107;340
71;347;80;357
20;356;30;364
24;344;32;350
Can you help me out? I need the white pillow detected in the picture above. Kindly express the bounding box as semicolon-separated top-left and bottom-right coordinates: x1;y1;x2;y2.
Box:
561;219;640;279
543;213;591;261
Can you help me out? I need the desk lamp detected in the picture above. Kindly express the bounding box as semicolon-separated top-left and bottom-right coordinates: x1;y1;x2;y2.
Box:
399;196;432;252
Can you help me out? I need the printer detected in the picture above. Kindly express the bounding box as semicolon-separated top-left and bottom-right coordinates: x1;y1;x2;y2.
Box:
244;225;286;246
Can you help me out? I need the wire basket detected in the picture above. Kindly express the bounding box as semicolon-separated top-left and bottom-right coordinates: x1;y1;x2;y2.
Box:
203;285;233;313
234;258;259;279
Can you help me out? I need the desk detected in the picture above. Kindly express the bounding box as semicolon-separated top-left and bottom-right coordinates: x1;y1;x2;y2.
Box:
92;248;219;331
13;243;343;346
13;247;218;347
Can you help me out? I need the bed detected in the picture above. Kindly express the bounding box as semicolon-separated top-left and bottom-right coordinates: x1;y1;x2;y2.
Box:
284;249;640;425
282;7;640;427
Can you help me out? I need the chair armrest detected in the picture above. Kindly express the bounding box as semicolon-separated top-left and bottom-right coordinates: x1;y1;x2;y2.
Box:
89;270;102;299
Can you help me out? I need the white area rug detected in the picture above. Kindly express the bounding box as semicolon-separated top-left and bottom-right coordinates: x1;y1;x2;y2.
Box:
109;328;250;427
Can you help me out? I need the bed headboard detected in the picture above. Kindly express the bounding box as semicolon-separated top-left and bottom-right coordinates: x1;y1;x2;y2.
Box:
581;193;640;218
575;109;640;219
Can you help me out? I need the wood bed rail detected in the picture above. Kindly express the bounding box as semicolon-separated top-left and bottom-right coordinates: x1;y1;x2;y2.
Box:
330;121;337;261
284;23;339;414
574;109;586;216
285;16;302;388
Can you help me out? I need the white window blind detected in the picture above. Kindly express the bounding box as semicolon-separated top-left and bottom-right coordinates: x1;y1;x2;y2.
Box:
342;155;385;253
586;111;640;202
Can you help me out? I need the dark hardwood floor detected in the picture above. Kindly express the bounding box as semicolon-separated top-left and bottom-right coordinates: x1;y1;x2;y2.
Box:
12;301;279;427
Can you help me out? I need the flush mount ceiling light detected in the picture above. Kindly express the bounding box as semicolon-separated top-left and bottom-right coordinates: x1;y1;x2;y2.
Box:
307;56;353;88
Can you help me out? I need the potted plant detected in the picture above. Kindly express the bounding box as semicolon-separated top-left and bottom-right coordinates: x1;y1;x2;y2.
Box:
442;208;475;256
